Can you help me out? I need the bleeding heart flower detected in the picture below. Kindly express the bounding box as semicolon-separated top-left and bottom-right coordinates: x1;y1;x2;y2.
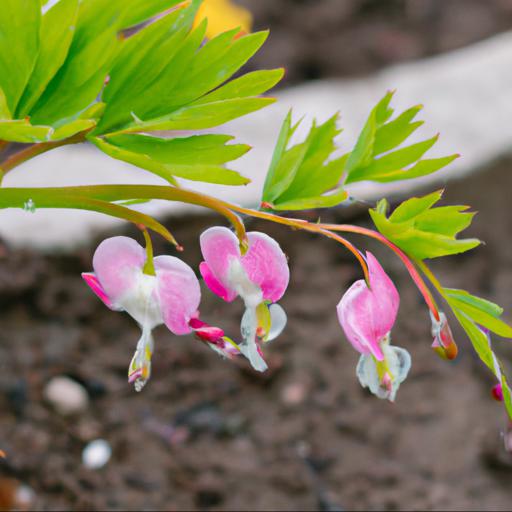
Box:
336;251;410;401
199;226;289;372
82;236;238;391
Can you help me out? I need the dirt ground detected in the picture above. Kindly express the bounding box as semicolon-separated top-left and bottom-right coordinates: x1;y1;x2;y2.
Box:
2;1;512;511
0;156;512;511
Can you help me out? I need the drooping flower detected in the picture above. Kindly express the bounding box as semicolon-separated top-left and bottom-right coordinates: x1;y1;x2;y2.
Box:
82;236;238;391
199;226;289;372
336;252;410;401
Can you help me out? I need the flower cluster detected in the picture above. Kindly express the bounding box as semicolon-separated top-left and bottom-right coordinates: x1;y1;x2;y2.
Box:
83;229;453;402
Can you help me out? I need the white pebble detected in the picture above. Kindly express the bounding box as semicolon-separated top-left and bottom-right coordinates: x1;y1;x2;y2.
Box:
82;439;112;469
44;376;89;415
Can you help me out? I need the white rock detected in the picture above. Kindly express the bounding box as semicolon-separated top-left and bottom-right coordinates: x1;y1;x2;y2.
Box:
43;376;89;415
82;439;112;469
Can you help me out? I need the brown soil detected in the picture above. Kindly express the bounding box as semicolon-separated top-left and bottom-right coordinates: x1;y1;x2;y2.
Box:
241;0;512;86
0;157;512;511
2;2;512;510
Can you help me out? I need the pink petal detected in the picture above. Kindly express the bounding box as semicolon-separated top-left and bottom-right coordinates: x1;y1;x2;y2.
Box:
199;227;240;302
242;232;289;303
81;272;120;311
336;252;399;360
154;256;201;335
92;236;145;305
199;262;235;302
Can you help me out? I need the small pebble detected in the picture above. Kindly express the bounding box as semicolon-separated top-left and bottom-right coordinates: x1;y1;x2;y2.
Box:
281;382;307;405
82;439;112;469
44;376;89;415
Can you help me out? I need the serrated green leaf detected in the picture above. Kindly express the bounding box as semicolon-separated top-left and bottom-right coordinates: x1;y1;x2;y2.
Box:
389;190;443;222
271;188;348;211
364;155;459;183
92;136;250;186
107;133;249;165
262;113;347;210
120;0;184;28
112;97;275;134
370;191;481;259
373;105;423;155
16;0;79;117
344;92;456;185
195;68;284;104
444;288;504;318
451;307;512;419
345;110;376;176
155;30;269;115
415;205;474;237
262;110;294;200
29;0;124;125
448;296;512;338
347;135;438;183
0;0;40;114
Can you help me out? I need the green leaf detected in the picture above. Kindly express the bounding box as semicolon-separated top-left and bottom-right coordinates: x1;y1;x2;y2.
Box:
444;288;504;318
444;288;512;338
120;0;184;28
16;0;79;117
271;188;348;211
195;68;284;104
262;113;347;211
0;88;11;119
109;97;276;133
107;133;249;165
451;308;512;419
344;91;457;185
389;190;443;222
370;191;481;259
91;135;250;186
0;0;41;114
95;4;277;137
0;120;52;143
29;0;124;125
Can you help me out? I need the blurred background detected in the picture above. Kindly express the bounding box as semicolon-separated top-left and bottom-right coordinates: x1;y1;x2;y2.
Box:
1;1;512;510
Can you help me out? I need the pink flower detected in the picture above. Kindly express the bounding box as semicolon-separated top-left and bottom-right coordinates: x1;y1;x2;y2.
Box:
336;252;410;401
199;226;289;372
82;236;238;391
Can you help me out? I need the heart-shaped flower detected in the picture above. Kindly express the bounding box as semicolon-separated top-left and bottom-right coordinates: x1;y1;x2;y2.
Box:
199;226;289;372
337;252;410;401
82;236;237;391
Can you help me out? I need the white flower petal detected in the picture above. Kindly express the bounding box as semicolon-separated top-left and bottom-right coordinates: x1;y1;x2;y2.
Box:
267;303;287;342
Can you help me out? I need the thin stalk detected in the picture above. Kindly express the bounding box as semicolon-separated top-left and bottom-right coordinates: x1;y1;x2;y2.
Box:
0;184;247;248
0;130;89;175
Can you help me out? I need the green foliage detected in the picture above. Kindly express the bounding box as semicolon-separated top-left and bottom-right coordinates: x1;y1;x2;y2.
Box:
444;290;512;418
261;112;347;211
0;0;280;151
344;91;458;184
91;134;251;185
370;190;481;259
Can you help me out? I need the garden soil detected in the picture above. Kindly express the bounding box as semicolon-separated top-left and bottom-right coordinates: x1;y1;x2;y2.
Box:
0;157;511;511
2;1;512;510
